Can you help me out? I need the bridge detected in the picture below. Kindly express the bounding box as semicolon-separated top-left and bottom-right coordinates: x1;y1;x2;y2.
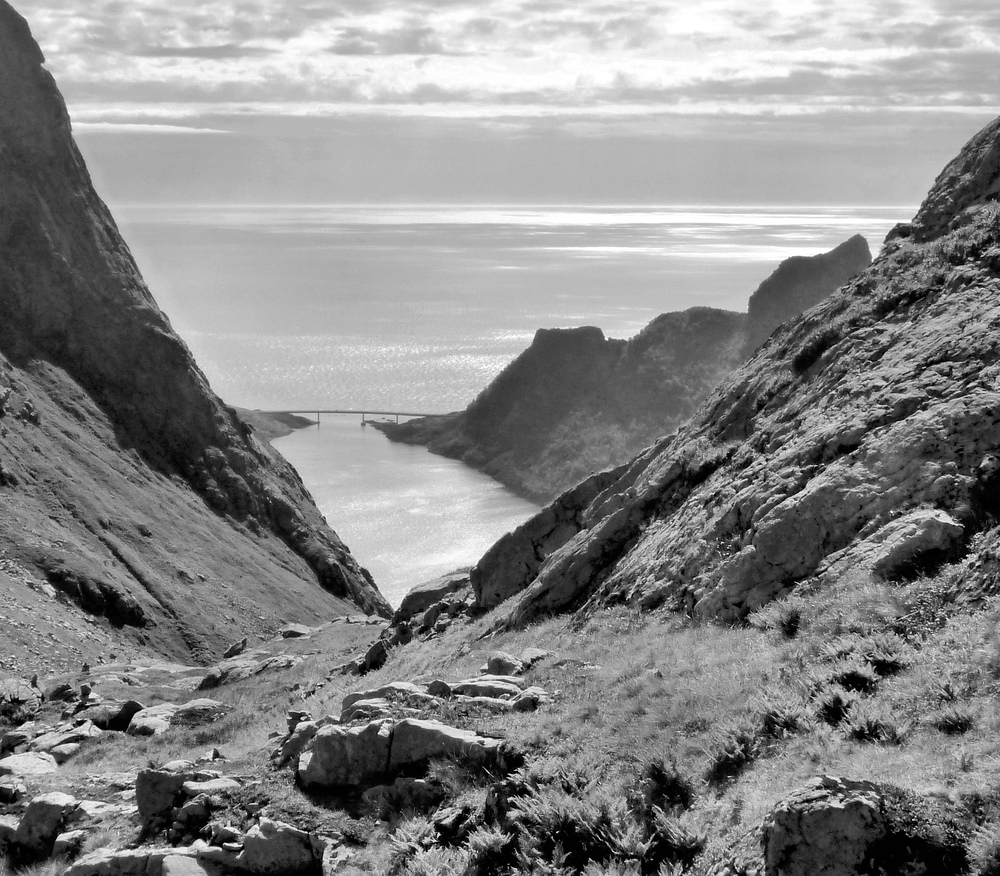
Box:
279;409;442;425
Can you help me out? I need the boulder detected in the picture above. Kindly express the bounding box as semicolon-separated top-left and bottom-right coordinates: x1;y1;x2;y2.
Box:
392;571;470;625
174;699;230;727
15;791;80;857
239;818;321;875
198;655;303;690
53;829;89;857
387;719;503;774
1;724;35;755
520;647;552;669
869;509;965;580
275;721;321;767
136;768;192;829
297;722;393;790
30;720;103;754
181;778;241;797
162;856;218;876
762;775;971;876
0;775;26;803
482;652;525;676
280;624;312;639
341;682;436;713
0;751;58;777
0;678;41;724
128;704;180;737
223;638;248;659
78;700;145;732
450;676;524;699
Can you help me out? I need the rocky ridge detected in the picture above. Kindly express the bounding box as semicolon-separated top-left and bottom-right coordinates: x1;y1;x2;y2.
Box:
0;1;389;666
378;235;871;501
471;115;1000;628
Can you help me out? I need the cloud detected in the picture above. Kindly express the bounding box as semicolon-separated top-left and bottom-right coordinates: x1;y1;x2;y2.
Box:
134;44;277;59
17;0;1000;127
326;23;454;55
73;121;232;134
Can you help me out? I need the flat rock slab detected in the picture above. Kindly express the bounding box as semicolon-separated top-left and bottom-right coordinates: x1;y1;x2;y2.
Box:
182;778;241;797
0;751;58;777
280;624;312;639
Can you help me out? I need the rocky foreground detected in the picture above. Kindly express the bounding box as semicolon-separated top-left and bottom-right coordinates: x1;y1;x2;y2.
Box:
377;236;871;501
0;0;389;671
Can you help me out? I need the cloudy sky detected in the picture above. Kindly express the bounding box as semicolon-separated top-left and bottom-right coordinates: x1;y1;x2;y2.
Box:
15;0;1000;205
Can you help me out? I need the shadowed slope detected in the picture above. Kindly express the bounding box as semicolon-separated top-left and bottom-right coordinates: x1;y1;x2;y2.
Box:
0;2;389;665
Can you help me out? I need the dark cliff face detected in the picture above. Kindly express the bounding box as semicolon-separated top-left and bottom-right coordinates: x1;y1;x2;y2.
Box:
472;115;1000;629
0;3;389;663
745;233;872;351
379;238;869;502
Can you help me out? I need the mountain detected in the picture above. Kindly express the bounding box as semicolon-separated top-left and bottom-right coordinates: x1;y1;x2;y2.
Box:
377;235;871;502
0;2;389;672
472;116;1000;629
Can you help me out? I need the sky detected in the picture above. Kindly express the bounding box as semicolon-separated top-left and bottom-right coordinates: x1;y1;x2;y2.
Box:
14;0;1000;205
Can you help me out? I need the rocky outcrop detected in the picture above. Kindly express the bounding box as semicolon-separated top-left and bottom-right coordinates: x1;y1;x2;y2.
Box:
472;114;1000;627
0;2;389;665
762;776;972;876
378;240;870;501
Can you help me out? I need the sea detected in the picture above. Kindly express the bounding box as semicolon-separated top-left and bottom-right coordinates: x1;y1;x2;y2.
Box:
115;203;910;606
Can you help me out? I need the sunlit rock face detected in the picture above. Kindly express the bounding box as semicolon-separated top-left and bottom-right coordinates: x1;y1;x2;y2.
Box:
0;2;388;665
476;114;1000;628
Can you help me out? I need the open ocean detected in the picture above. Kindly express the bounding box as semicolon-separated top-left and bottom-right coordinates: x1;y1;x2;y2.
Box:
116;203;910;605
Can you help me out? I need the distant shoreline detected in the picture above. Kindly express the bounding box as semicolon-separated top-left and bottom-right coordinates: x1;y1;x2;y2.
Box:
234;408;317;442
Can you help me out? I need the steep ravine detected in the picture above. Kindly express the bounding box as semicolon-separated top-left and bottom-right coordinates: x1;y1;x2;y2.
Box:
472;115;1000;629
0;2;389;668
378;235;872;501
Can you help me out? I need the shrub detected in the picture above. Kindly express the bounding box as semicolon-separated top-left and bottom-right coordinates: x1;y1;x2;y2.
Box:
704;724;760;785
508;790;620;873
631;758;695;825
844;705;908;745
814;687;857;726
829;661;880;694
464;826;520;876
932;706;976;736
641;810;705;874
792;326;841;374
757;697;810;740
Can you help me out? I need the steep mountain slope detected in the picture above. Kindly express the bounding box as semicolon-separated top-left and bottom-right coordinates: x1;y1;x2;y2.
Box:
0;2;389;670
473;116;1000;629
379;236;871;501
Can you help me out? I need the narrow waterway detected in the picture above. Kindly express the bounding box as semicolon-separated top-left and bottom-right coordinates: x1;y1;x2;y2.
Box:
273;418;541;608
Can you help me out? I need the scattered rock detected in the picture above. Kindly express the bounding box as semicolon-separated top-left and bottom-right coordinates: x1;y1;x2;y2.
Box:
53;829;89;857
199;655;304;690
519;647;552;669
